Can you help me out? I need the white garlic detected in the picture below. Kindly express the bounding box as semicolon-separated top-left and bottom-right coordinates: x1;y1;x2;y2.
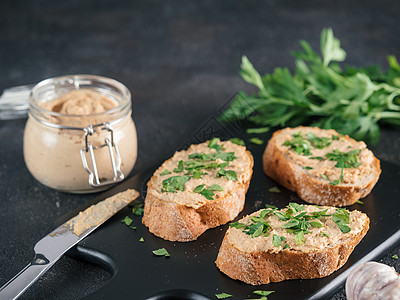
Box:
346;261;400;300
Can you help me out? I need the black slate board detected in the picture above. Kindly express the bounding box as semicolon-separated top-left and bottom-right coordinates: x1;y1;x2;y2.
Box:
63;131;400;300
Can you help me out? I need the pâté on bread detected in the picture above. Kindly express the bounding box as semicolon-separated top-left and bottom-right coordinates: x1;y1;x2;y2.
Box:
215;203;370;285
263;126;381;206
142;138;254;242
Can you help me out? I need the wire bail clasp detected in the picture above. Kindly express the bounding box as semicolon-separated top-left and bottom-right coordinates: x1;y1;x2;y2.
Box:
80;122;124;187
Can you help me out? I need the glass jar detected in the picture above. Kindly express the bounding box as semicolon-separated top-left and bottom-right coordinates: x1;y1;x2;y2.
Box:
23;75;137;193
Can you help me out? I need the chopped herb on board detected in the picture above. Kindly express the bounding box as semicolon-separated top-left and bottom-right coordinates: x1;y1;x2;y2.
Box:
253;290;275;297
132;202;144;216
392;254;399;260
139;237;144;242
121;216;133;226
249;137;264;145
152;248;170;257
268;187;281;193
247;127;270;134
229;137;245;146
356;200;364;204
215;292;233;299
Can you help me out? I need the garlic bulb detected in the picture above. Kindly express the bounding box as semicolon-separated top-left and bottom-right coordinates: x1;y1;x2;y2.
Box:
346;261;400;300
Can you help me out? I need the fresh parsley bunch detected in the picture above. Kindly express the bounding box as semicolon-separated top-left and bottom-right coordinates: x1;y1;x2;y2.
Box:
220;28;400;144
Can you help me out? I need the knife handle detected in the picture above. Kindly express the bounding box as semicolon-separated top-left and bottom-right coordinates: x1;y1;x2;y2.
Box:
0;253;53;300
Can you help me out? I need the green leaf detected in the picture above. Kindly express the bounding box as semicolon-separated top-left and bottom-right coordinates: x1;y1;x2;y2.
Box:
121;216;133;226
229;138;245;146
281;219;300;229
253;290;275;297
268;187;281;193
309;221;323;228
160;169;171;176
139;237;144;242
249;137;264;145
200;188;215;200
193;184;205;193
209;137;223;153
208;184;224;191
131;202;144;216
240;56;265;91
173;160;184;173
246;127;270;134
152;248;170;257
272;234;285;247
320;28;346;66
161;175;190;193
215;292;233;299
295;231;306;245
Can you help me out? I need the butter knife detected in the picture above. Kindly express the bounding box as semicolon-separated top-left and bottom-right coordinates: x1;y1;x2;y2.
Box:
0;189;139;300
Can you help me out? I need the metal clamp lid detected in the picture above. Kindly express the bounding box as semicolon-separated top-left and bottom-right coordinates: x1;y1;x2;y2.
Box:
80;122;124;187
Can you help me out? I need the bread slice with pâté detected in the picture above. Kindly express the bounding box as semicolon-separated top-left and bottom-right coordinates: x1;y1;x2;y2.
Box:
215;203;369;285
262;126;381;206
142;138;254;242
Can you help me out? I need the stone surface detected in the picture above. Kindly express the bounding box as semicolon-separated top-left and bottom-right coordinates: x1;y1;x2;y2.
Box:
0;0;399;299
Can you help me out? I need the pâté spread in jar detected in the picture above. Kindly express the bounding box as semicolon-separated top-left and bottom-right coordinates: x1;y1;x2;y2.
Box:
23;75;137;193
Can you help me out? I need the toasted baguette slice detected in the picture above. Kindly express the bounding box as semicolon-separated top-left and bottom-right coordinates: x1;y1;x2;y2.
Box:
263;126;381;206
142;139;254;242
216;204;370;285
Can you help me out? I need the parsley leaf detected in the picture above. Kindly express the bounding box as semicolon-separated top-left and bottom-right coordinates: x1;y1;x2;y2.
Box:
152;248;170;257
160;169;171;176
220;28;400;144
121;216;133;226
332;208;351;233
247;127;270;134
272;234;286;247
215;293;233;299
268;186;281;193
283;132;313;156
161;175;190;193
173;160;184;173
229;137;245;146
208;184;223;191
249;137;264;145
131;202;144;216
209;137;224;153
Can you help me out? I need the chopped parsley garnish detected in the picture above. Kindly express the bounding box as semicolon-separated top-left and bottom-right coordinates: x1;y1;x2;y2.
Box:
215;293;232;299
265;204;278;209
268;187;281;193
161;175;190;193
230;208;276;238
307;132;332;149
249;137;264;145
283;132;313;156
251;290;275;299
160;169;171;176
209;137;225;153
356;200;364;204
139;237;144;242
193;184;223;200
217;167;238;181
131;202;144;216
152;248;170;257
392;254;399;260
310;156;324;160
247;127;270;134
320;174;329;181
332;208;351;233
173;160;184;173
231;204;351;247
272;234;286;247
121;216;133;226
304;166;313;170
229;137;245;146
208;184;223;191
325;149;361;185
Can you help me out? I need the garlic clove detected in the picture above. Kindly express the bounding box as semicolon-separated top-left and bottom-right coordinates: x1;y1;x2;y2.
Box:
346;261;400;300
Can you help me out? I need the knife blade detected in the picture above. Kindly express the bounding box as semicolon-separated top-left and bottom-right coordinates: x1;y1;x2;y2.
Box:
0;188;139;300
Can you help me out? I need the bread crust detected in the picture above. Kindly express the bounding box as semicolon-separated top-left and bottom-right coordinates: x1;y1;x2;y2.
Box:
142;148;254;242
263;127;381;206
215;213;370;285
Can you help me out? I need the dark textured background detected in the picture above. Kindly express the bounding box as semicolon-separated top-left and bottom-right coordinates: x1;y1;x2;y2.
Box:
0;0;399;299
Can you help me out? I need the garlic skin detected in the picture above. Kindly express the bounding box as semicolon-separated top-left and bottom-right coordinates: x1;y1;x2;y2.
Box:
346;261;400;300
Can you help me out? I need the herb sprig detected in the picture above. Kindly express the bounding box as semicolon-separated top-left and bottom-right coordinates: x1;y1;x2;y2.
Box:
220;28;400;144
